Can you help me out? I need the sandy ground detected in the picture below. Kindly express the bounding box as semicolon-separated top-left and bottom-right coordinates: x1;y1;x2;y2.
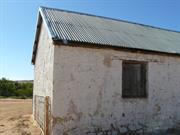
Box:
0;99;42;135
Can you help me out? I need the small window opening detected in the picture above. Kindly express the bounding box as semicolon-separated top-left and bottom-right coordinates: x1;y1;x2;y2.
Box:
122;61;147;98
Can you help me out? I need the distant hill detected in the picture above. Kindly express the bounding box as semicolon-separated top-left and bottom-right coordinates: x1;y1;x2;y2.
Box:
15;80;33;83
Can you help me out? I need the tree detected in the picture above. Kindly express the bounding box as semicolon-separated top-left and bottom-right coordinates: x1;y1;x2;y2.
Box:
0;78;33;98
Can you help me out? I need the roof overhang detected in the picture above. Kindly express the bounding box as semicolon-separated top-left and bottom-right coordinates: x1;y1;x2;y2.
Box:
31;9;42;65
31;7;57;65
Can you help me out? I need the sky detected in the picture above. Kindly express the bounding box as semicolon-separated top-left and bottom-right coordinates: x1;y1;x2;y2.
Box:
0;0;180;80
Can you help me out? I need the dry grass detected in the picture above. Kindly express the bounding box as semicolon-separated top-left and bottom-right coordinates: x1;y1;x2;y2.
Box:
0;99;42;135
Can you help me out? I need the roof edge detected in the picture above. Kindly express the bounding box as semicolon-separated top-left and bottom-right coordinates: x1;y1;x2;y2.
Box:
31;7;55;65
53;39;180;57
31;11;42;65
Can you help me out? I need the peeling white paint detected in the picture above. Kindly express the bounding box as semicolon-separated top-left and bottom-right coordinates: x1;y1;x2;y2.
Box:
52;45;180;135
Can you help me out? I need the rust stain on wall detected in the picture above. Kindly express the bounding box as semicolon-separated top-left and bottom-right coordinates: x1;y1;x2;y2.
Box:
52;115;73;126
103;55;112;67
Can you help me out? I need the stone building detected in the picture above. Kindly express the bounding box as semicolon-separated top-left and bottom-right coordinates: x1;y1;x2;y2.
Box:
31;6;180;135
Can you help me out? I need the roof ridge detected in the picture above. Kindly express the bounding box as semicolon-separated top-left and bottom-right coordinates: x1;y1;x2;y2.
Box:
40;6;180;34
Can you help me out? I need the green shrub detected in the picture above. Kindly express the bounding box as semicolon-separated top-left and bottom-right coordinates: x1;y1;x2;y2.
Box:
0;78;33;99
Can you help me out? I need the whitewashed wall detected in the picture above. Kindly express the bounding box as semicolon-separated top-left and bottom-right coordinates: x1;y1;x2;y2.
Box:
52;45;180;135
33;21;54;117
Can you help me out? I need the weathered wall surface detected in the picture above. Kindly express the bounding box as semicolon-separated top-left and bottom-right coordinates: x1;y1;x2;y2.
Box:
52;45;180;135
33;21;54;118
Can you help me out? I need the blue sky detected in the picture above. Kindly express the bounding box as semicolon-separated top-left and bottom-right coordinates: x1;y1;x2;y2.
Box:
0;0;180;80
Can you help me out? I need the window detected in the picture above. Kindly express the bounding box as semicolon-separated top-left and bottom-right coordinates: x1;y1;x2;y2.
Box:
122;61;147;98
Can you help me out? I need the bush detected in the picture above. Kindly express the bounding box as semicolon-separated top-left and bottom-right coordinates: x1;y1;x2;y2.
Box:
0;78;33;99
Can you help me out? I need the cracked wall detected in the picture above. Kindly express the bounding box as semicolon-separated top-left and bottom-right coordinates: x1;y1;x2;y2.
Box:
52;45;180;135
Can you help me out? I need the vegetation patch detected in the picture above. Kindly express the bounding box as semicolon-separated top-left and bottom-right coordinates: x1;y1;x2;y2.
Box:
0;78;33;99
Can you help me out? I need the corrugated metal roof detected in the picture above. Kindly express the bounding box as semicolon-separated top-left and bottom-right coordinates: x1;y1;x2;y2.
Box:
32;6;180;64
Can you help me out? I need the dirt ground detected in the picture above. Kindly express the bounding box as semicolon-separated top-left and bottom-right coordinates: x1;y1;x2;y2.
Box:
0;99;42;135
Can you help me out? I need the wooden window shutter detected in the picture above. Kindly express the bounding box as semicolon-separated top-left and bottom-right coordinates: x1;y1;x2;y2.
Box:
122;61;147;98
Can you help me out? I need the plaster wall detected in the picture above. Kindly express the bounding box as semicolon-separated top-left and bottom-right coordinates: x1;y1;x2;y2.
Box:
52;45;180;135
33;21;54;115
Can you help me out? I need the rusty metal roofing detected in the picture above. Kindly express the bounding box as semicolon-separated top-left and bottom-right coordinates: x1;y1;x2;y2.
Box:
32;6;180;64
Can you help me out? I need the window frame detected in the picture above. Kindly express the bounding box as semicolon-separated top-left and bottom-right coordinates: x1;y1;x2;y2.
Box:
122;60;148;98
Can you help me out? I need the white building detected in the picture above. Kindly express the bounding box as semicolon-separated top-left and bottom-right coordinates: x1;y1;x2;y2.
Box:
32;7;180;135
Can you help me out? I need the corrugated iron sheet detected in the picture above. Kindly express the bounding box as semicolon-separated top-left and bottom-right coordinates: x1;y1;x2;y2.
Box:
40;6;180;54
